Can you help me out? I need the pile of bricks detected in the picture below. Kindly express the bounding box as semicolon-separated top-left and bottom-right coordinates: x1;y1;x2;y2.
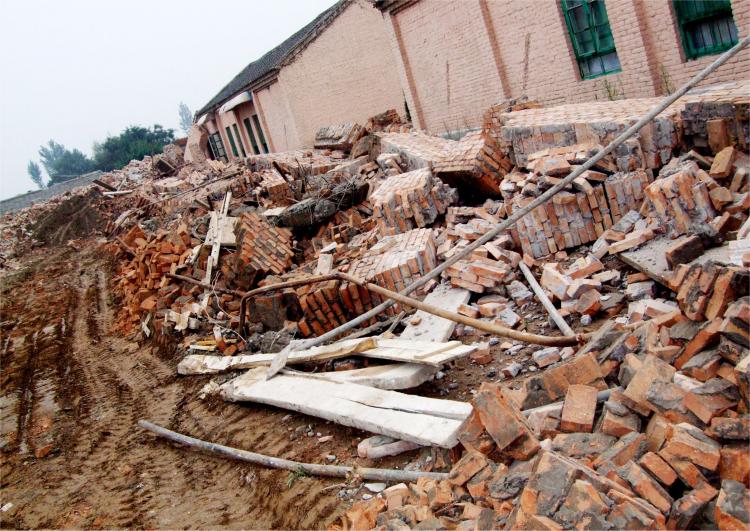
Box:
224;212;294;291
432;130;512;197
340;287;750;530
494;97;679;169
680;81;749;152
377;131;455;170
313;122;365;151
369;168;457;235
111;223;195;334
293;228;438;336
669;260;750;322
507;168;652;258
257;169;295;205
377;129;511;197
644;160;718;236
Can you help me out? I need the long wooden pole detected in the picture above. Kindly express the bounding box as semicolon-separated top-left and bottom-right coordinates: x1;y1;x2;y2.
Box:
518;262;575;337
339;273;580;347
138;420;448;482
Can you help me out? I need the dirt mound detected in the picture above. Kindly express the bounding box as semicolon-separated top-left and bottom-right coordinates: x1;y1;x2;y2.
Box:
31;191;102;245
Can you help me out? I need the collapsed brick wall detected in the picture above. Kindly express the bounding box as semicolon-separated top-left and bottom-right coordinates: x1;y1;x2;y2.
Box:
296;228;437;336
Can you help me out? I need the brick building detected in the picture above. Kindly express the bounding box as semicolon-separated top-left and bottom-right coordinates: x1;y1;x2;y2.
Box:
187;0;748;162
187;0;403;163
375;0;749;133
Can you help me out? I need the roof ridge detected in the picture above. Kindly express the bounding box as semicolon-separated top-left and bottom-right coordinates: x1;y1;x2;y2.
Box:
195;0;348;118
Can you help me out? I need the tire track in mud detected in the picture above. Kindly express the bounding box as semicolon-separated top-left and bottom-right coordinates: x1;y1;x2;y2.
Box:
2;250;349;529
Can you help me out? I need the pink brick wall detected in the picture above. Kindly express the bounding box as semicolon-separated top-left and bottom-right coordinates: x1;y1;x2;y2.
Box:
385;0;749;134
639;0;750;94
254;81;300;153
388;0;504;134
276;0;404;148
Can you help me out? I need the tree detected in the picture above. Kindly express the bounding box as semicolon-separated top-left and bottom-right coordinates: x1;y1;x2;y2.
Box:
92;125;175;172
27;161;44;189
38;140;96;186
178;102;193;136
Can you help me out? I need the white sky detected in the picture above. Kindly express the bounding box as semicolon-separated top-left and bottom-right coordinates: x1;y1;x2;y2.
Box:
0;0;338;200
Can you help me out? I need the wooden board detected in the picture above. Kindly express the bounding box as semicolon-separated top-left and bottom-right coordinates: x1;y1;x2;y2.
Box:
294;364;438;390
620;236;736;287
177;338;475;375
400;284;470;342
220;368;471;447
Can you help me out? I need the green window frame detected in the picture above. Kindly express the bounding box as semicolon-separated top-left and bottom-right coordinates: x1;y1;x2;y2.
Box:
252;114;269;153
673;0;738;60
232;123;247;157
243;117;261;155
225;126;239;158
207;132;227;162
561;0;621;79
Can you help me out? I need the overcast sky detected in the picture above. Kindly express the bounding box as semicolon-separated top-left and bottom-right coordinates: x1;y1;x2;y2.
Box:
0;0;338;200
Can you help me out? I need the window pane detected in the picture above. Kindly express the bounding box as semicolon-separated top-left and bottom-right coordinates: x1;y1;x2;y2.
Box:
243;118;260;155
252;115;269;153
562;0;619;79
232;123;247;157
601;51;621;71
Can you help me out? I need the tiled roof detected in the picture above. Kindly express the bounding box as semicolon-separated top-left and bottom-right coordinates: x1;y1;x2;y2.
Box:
196;0;346;117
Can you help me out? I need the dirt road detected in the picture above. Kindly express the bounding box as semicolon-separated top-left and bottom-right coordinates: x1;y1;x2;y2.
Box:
0;246;366;529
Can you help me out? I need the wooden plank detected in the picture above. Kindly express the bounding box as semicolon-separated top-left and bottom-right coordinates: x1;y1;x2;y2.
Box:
220;368;471;447
207;214;237;246
177;338;474;375
400;284;470;341
178;337;376;374
285;364;438;390
620;236;736;287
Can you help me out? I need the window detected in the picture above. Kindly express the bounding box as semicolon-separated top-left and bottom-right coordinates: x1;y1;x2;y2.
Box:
252;114;269;153
673;0;738;60
225;126;239;158
232;123;247;157
207;132;227;162
562;0;621;79
243;117;261;155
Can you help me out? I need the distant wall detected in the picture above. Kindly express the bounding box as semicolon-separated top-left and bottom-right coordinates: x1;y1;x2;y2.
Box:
0;171;102;215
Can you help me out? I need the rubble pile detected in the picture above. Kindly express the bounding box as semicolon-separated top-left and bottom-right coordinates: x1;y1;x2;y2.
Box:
4;81;750;530
339;294;750;530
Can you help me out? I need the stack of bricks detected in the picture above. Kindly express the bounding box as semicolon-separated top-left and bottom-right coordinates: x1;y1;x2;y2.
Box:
507;169;651;258
377;131;454;170
680;80;749;152
224;212;294;291
314;122;365;151
364;108;410;133
258;169;295;205
444;251;516;294
369;168;457;235
643;161;717;236
493;97;680;169
246;150;341;177
295;228;437;336
603;169;652;222
432;130;512;196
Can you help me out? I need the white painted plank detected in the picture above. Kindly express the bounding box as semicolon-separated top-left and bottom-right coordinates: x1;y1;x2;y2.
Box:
400;284;470;342
292;363;438;390
220;369;470;447
178;339;474;375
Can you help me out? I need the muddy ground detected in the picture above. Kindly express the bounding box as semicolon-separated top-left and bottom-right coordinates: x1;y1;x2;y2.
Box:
0;242;611;529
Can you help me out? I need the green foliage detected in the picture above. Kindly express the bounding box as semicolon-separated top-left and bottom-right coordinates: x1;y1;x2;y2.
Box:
178;102;193;135
92;125;175;172
38;140;96;186
27;161;44;189
285;466;309;488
